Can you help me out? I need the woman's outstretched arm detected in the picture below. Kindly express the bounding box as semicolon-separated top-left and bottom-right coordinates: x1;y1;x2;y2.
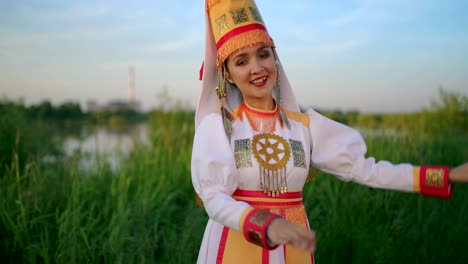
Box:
449;163;468;183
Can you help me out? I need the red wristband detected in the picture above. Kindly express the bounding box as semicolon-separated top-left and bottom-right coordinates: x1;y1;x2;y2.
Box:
419;165;453;199
243;209;281;249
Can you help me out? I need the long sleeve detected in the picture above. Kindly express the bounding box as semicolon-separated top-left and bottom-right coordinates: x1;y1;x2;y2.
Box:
191;113;252;231
306;109;416;192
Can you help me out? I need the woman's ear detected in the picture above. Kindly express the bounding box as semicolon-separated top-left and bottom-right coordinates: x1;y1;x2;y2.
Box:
225;71;234;84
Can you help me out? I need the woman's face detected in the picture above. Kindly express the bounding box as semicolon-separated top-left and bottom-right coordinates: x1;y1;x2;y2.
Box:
225;44;277;109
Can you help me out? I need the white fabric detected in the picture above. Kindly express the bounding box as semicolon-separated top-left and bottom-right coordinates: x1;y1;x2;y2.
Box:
195;14;219;128
306;108;415;191
193;2;414;263
191;109;415;263
192;113;251;231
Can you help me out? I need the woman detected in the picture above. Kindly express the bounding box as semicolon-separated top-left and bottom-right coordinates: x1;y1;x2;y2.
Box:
191;0;468;263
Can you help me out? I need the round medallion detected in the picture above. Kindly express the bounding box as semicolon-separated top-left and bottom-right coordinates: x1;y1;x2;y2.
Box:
252;133;291;170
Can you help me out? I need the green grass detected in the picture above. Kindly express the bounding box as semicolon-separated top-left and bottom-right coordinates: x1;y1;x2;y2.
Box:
1;110;467;263
304;134;468;263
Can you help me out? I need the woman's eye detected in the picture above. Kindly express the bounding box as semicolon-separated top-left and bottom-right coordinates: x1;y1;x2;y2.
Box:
236;60;246;66
260;52;270;59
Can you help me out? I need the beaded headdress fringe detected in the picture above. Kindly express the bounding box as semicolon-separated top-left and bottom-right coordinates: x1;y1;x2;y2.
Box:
217;29;274;67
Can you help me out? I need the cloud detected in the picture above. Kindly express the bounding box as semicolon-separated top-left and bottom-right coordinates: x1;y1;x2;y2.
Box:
322;0;420;30
95;61;156;71
19;4;111;22
317;39;361;55
325;7;365;28
142;33;202;54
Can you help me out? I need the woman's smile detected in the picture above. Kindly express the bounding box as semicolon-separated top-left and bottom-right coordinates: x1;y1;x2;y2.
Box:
225;44;277;110
251;76;268;87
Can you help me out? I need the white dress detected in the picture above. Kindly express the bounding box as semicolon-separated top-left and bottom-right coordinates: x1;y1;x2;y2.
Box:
191;103;416;264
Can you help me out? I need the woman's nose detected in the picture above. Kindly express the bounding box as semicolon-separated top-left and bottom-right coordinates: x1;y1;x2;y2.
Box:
250;58;264;74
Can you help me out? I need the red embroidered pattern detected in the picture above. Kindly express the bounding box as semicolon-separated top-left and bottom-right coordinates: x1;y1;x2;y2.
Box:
238;103;283;133
243;209;280;249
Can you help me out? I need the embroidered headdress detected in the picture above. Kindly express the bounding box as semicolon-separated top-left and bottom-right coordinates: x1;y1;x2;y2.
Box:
207;0;274;67
196;0;300;134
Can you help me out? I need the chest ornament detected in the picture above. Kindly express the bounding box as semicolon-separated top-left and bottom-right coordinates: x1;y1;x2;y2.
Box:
252;133;291;197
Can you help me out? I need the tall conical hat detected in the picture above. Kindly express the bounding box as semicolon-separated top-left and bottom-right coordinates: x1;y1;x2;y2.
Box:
207;0;274;67
196;0;300;127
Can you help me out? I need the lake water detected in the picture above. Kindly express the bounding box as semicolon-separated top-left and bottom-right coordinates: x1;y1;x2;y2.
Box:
60;122;399;171
62;123;149;171
356;127;402;138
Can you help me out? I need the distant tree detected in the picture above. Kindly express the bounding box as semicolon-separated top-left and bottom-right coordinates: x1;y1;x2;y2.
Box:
423;87;467;135
56;102;85;120
38;100;54;119
348;87;467;137
155;85;193;111
0;99;60;176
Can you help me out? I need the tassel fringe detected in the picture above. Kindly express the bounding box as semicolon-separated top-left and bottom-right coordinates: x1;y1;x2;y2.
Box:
217;29;274;67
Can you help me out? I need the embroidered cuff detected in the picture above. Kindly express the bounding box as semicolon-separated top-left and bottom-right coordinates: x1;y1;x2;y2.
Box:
242;209;281;249
419;166;453;199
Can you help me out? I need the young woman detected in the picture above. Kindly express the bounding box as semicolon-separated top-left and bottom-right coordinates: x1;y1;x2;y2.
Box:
191;1;468;263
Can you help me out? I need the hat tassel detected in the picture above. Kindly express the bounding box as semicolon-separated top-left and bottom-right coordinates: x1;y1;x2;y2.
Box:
273;49;290;129
216;66;233;138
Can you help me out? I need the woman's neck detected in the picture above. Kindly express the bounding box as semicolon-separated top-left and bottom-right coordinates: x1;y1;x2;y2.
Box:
243;98;275;111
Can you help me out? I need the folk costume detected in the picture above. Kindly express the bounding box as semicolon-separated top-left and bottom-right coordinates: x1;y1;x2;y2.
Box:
191;1;454;263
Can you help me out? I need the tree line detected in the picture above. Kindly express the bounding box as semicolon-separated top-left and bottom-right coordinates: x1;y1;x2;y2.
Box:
318;88;467;137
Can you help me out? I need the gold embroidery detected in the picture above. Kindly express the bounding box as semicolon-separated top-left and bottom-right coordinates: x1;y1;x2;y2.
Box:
283;108;310;128
425;168;444;187
252;134;291;196
285;207;307;225
216;14;229;35
230;8;249;24
207;0;221;9
249;6;263;22
249;210;273;226
253;134;290;170
247;230;263;245
234;139;253;168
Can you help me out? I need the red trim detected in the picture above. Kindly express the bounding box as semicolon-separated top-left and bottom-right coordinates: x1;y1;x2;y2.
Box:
306;214;315;264
216;226;229;264
216;24;267;50
262;248;269;264
283;244;287;262
240;200;303;207
234;189;302;199
243;209;280;250
199;61;204;81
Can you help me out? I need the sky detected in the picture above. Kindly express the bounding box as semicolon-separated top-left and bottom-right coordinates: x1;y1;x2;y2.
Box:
1;0;467;113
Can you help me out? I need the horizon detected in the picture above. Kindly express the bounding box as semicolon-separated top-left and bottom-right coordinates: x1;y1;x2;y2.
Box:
1;0;467;113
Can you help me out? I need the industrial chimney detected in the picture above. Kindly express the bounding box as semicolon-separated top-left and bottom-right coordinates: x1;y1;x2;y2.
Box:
128;66;135;103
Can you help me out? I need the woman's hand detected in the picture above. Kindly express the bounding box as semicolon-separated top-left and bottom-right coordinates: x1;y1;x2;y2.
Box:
266;218;316;252
449;163;468;183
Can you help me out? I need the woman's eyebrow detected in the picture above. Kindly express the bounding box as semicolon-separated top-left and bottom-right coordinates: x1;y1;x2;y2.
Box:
257;45;269;51
232;46;270;61
232;52;248;61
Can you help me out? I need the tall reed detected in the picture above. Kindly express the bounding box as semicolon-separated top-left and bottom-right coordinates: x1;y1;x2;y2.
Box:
1;109;467;263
